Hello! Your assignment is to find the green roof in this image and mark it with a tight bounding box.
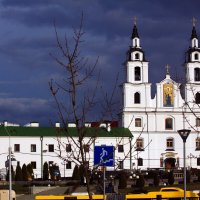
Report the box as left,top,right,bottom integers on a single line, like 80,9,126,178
0,126,132,138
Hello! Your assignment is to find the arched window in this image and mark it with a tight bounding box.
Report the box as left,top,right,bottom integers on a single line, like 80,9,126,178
196,118,200,127
135,67,141,81
195,92,200,104
134,92,140,104
137,158,143,166
196,137,200,150
135,39,137,47
165,118,173,130
135,53,139,60
195,53,199,60
136,138,144,150
194,68,200,81
135,118,142,127
166,138,174,151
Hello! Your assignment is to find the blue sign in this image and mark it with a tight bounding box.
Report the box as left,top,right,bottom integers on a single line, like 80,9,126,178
94,146,114,167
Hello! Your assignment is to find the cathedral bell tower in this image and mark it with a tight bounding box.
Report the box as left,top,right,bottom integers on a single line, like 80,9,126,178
122,18,151,128
126,18,148,83
185,18,200,104
185,17,200,83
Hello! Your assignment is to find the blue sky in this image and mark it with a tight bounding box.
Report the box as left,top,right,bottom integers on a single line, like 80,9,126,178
0,0,199,126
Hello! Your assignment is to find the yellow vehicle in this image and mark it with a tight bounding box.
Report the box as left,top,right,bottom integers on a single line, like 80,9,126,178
35,188,199,200
126,187,199,200
35,194,104,200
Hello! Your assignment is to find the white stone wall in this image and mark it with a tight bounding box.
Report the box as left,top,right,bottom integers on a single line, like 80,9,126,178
0,135,132,178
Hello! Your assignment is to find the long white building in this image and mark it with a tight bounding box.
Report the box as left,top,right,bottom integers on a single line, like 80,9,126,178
122,21,200,170
0,122,132,179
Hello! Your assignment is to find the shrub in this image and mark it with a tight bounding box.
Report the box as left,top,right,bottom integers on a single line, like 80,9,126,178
27,163,34,180
72,165,80,180
186,170,191,184
168,170,174,185
6,165,15,181
153,172,160,186
49,164,60,180
136,174,145,188
15,163,23,181
43,162,49,180
118,171,127,189
197,169,200,182
22,164,28,181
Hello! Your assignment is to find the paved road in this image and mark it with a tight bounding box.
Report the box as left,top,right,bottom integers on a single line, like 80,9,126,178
17,186,68,200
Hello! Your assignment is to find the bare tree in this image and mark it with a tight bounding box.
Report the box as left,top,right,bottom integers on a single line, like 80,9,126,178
49,14,120,197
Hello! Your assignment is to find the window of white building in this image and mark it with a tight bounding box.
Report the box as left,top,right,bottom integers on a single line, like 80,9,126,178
118,160,124,169
118,145,124,152
14,144,20,152
136,138,144,151
197,158,200,166
166,138,174,151
48,144,54,152
31,161,36,169
137,158,143,166
84,144,89,152
195,68,200,81
195,53,199,61
135,67,141,81
66,144,72,152
196,137,200,150
31,144,36,152
135,118,142,127
165,118,173,130
66,161,72,169
196,118,200,127
135,53,140,60
134,92,140,104
195,92,200,104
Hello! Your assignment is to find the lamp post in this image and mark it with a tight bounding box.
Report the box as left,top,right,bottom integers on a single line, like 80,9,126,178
178,129,191,200
61,160,66,179
3,125,12,200
40,136,43,180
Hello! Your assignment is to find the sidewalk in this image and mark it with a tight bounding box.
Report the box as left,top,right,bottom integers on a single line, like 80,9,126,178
17,186,68,200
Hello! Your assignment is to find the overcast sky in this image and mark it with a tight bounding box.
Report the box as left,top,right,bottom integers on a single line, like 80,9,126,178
0,0,199,126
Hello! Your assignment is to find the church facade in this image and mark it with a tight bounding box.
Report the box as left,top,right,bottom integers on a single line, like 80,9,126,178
122,21,200,170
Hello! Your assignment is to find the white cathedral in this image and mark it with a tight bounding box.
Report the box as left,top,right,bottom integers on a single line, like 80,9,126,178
122,21,200,170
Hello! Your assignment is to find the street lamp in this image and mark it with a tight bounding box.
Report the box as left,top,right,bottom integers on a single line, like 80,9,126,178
40,136,43,180
61,160,66,179
178,129,191,200
3,125,12,200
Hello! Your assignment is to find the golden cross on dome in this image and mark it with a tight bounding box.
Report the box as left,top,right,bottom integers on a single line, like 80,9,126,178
134,16,137,25
165,64,170,75
192,17,197,27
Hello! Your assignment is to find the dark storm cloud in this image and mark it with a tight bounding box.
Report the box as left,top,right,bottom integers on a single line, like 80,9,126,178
0,0,199,125
0,97,54,125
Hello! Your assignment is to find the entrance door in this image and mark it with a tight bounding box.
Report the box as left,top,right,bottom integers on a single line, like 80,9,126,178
164,157,176,169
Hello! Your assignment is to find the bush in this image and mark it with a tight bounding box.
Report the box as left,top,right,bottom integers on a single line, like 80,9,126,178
118,171,127,189
72,165,80,180
136,175,145,188
153,172,160,186
79,165,85,185
168,170,174,185
22,164,28,181
6,165,15,181
27,163,34,180
186,170,191,184
43,162,49,180
197,169,200,182
15,163,23,181
49,164,61,180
